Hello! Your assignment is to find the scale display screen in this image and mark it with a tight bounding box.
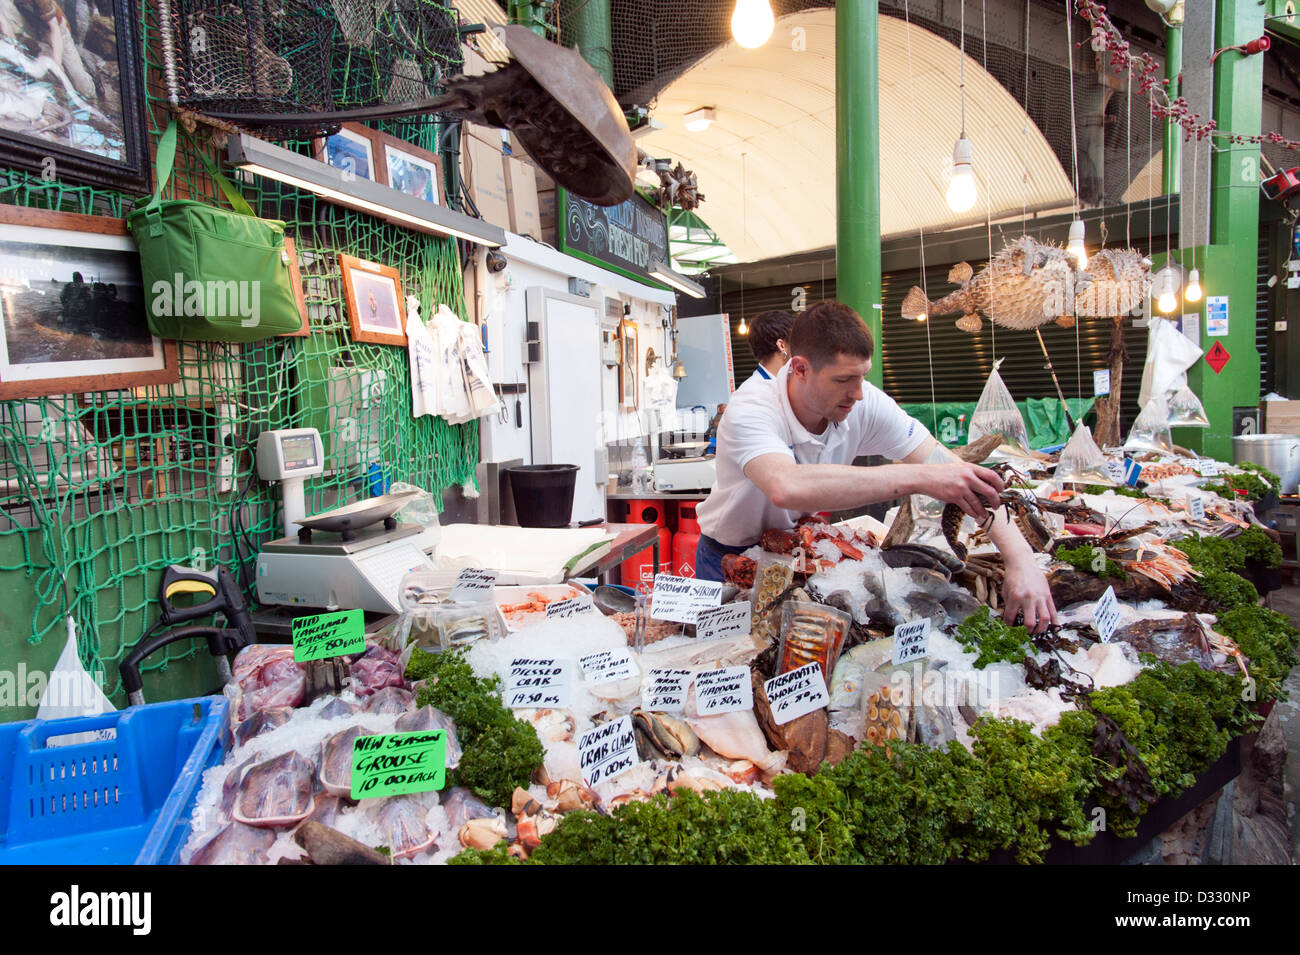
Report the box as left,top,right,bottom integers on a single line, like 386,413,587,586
281,434,318,471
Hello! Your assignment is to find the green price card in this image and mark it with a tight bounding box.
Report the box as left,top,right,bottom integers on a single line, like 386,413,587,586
351,731,447,799
291,609,366,663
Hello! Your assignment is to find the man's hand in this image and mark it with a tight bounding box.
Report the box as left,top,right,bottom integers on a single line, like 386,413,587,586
1000,552,1058,634
914,461,1005,521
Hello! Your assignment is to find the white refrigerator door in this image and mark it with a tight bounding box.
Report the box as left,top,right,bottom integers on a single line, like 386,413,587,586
526,287,605,524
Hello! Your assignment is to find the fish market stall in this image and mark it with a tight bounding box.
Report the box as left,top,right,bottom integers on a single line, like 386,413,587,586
174,424,1296,865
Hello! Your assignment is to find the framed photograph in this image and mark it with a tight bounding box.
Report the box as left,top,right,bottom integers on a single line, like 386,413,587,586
278,236,309,337
0,206,177,400
339,253,406,346
0,0,151,192
316,124,379,182
373,131,444,206
619,319,638,408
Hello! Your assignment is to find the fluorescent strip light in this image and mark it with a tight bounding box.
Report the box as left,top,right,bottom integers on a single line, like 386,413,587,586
227,134,506,248
648,259,706,298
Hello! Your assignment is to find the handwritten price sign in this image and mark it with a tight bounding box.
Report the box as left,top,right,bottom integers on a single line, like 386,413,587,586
576,716,640,787
695,602,752,641
579,648,639,685
505,657,572,708
892,618,931,666
764,663,829,725
650,575,722,624
694,666,753,716
450,567,496,602
351,731,446,798
546,595,596,619
1094,586,1121,644
643,668,692,712
291,609,366,663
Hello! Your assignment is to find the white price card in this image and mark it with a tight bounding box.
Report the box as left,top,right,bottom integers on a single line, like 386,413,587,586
579,648,639,685
576,716,640,787
695,602,752,641
1106,459,1125,483
1199,458,1220,478
1187,494,1206,521
1093,369,1111,396
449,567,496,602
650,574,723,624
642,668,692,713
1094,586,1122,644
1206,296,1229,337
504,657,572,709
694,666,753,716
764,663,831,725
546,594,596,619
892,618,932,666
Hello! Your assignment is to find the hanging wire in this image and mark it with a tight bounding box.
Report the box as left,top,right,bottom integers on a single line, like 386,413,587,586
983,0,996,358
1125,66,1133,247
959,0,967,138
903,0,938,433
1065,0,1081,215
1022,0,1031,231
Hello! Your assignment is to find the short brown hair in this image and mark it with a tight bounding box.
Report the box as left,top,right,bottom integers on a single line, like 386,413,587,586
788,301,874,368
748,310,793,363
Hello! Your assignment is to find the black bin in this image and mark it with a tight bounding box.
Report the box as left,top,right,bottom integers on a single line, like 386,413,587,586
506,464,580,528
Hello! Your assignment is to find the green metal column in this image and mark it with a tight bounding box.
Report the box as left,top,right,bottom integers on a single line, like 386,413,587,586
559,0,614,89
1162,18,1182,194
836,0,883,387
508,0,550,36
1183,0,1264,460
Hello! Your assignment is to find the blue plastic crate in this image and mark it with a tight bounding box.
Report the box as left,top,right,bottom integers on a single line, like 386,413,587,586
0,696,229,865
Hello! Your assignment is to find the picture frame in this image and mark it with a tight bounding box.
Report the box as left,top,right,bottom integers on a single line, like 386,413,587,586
620,319,638,408
0,0,152,192
0,206,178,400
316,124,380,182
372,131,444,206
339,253,406,346
278,236,310,337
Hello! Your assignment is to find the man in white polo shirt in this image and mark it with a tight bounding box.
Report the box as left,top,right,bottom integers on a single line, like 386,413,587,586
695,301,1057,633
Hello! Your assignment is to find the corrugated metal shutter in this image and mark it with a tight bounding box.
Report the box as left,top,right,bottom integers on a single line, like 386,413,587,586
1259,219,1275,398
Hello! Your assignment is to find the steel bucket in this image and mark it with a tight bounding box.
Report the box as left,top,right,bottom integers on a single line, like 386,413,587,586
1232,433,1300,493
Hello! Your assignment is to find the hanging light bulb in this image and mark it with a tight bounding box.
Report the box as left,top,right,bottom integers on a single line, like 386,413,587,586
1156,270,1178,314
731,0,774,49
737,315,749,335
1184,268,1203,303
946,136,977,213
1067,219,1087,268
916,312,928,323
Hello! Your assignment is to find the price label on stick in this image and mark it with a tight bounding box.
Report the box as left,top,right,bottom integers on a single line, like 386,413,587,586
764,663,830,725
695,602,751,641
1106,459,1125,484
449,567,496,602
351,730,446,799
1187,494,1206,521
642,668,692,713
291,608,365,663
505,657,572,709
1199,458,1219,478
892,618,932,666
649,574,723,624
1094,586,1121,644
576,716,640,788
1093,369,1111,396
579,648,639,685
546,595,595,619
694,666,753,716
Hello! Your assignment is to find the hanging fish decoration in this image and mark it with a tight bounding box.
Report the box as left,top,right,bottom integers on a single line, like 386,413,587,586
900,237,1151,333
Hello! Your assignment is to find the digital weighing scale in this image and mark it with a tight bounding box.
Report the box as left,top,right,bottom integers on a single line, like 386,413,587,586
253,428,441,613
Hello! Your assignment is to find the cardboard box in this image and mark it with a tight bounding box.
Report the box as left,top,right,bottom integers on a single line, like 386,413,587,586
461,131,510,229
1265,400,1300,435
503,156,540,240
534,167,557,246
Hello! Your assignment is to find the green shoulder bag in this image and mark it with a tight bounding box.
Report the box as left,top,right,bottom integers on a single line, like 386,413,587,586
126,121,305,342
